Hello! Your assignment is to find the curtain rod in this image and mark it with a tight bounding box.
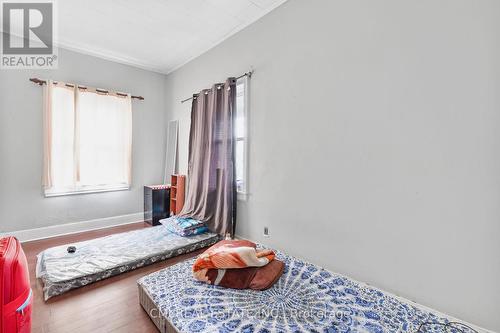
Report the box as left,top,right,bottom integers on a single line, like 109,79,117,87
29,78,145,100
180,70,253,104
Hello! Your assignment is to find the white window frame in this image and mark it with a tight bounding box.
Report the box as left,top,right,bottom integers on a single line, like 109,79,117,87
235,76,249,201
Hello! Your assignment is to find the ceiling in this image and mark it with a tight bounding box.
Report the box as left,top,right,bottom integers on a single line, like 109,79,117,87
56,0,288,74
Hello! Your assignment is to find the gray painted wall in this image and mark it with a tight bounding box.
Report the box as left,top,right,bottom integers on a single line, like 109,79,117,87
164,0,500,330
0,48,166,232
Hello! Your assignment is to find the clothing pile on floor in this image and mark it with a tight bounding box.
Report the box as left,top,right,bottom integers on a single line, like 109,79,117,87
192,240,284,290
160,217,208,237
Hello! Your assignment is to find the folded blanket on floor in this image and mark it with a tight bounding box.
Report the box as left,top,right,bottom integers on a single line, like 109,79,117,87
192,240,276,283
160,217,208,237
202,259,284,290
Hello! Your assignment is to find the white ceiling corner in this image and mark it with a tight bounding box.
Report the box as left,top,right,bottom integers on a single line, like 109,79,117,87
55,0,289,74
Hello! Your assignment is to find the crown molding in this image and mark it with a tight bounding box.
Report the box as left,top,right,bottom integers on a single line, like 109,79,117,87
164,0,288,75
2,1,288,75
56,0,289,76
55,40,168,74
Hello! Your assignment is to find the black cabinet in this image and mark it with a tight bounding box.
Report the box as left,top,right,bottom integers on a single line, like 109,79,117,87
144,185,170,226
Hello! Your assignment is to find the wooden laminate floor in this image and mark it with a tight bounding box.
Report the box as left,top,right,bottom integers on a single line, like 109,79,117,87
22,222,205,333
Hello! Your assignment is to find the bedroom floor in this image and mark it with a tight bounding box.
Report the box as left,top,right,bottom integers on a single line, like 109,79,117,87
22,222,205,333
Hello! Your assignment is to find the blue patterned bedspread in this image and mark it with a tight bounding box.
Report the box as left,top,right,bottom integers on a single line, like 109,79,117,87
138,249,476,333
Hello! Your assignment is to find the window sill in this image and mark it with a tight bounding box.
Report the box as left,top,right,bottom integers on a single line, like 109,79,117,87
44,185,130,198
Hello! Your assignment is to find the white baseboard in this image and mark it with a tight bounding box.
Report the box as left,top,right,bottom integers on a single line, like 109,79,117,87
1,212,144,243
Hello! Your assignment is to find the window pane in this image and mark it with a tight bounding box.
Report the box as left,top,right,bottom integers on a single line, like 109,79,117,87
236,81,244,96
235,114,244,139
235,83,245,138
235,140,244,192
235,79,247,194
78,92,132,186
50,86,75,190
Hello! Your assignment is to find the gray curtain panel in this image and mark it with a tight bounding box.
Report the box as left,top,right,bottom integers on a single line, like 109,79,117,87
179,78,237,236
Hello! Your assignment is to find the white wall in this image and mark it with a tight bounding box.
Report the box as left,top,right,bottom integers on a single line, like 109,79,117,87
0,48,166,232
164,0,500,331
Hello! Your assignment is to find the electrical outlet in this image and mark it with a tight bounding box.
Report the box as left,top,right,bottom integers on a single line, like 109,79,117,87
263,227,270,237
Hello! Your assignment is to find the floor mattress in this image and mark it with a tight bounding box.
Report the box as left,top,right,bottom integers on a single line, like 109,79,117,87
36,226,220,300
138,247,479,333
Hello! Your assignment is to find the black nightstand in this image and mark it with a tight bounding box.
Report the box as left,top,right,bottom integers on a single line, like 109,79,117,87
144,185,170,226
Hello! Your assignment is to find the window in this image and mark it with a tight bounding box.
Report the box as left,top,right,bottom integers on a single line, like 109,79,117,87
235,77,248,200
43,81,132,196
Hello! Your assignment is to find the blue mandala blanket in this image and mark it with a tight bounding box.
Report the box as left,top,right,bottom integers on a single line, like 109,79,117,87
138,248,477,333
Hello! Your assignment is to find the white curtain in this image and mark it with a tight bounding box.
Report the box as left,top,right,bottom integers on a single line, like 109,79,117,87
78,91,132,187
43,82,76,192
43,82,132,195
